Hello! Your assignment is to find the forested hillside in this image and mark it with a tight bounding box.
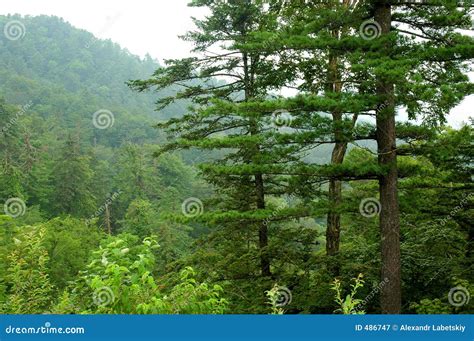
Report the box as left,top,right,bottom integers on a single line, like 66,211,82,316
0,15,223,313
0,1,473,316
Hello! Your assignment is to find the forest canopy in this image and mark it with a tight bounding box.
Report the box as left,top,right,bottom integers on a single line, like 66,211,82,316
0,0,473,316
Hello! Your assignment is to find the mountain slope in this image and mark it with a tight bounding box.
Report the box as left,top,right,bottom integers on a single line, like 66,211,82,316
0,14,186,146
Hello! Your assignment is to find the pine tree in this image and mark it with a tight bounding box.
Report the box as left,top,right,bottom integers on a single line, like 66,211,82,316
129,0,305,281
0,99,26,199
244,0,473,312
369,0,472,313
272,0,365,271
50,133,95,217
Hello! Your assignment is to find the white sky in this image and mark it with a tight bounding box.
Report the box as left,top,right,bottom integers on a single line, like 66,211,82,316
1,0,472,128
1,0,204,62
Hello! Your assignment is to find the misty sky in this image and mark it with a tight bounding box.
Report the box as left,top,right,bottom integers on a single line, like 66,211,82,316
2,0,472,127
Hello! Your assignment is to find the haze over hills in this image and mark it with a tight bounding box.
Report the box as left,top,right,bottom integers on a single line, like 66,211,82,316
0,14,187,147
0,14,337,163
0,14,207,228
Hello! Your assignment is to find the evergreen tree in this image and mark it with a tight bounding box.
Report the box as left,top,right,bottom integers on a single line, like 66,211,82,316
50,134,95,217
369,0,472,313
0,99,26,199
129,0,304,282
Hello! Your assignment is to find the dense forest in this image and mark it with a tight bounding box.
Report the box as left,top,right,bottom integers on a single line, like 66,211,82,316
0,0,473,316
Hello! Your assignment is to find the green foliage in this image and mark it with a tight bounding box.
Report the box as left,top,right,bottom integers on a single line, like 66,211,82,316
410,299,452,314
0,99,26,199
0,215,18,304
266,284,285,315
1,226,53,313
0,5,472,316
331,274,365,315
42,217,103,289
410,279,473,314
54,234,227,314
153,266,227,314
50,135,96,217
122,199,156,238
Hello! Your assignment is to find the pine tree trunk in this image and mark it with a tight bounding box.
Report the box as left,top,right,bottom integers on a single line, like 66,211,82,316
326,143,347,259
374,1,402,314
242,50,271,277
105,203,112,235
256,173,271,277
325,50,353,275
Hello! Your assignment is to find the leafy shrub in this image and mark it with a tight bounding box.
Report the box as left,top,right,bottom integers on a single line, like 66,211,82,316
1,226,53,313
331,274,365,314
54,233,227,314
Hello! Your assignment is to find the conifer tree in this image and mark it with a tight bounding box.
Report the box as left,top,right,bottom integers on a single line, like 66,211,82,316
369,0,472,313
0,99,26,199
50,134,95,217
245,0,473,312
129,0,308,281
